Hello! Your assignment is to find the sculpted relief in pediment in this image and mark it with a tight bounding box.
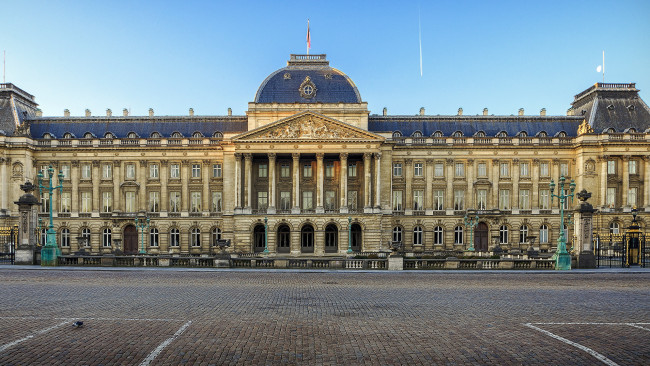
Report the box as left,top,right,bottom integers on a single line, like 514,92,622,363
254,116,365,140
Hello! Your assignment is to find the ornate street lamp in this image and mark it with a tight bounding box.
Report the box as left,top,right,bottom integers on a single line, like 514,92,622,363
37,165,64,266
463,213,479,251
263,217,269,254
135,216,150,255
550,175,576,270
347,217,353,254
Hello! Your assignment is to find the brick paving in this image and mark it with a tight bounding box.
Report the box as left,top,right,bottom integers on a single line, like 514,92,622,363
0,269,648,365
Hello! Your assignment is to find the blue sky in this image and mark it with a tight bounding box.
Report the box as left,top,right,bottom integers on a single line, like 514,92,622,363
2,0,649,117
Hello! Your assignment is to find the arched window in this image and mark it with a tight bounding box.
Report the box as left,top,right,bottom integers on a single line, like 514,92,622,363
253,224,265,252
277,224,290,253
171,132,183,138
192,132,203,138
518,131,528,137
81,228,91,247
392,226,403,244
63,133,73,139
519,226,529,243
150,132,162,138
392,131,402,138
150,228,159,247
191,227,201,247
127,132,138,139
60,228,70,247
537,131,548,137
213,131,223,139
452,131,463,137
351,224,362,252
39,228,47,246
211,227,222,246
169,228,180,247
102,228,112,247
432,131,443,138
83,132,94,139
412,131,425,144
43,133,53,139
454,226,463,245
433,226,444,245
557,131,567,137
325,224,338,253
497,131,507,138
104,132,115,139
499,225,508,244
539,225,549,244
413,226,423,245
301,225,314,253
474,131,486,137
609,222,619,235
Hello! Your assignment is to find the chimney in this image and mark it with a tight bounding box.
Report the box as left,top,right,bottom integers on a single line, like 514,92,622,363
518,108,524,116
149,108,154,117
35,109,43,117
123,108,129,117
540,108,546,116
457,108,463,116
106,109,112,117
483,108,488,116
189,108,194,116
64,109,70,117
383,107,387,116
228,107,232,116
567,108,574,116
419,107,425,116
85,109,91,117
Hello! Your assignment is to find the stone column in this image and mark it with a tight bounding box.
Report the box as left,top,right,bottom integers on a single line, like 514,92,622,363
574,190,597,268
0,158,7,215
92,161,100,215
491,159,499,209
181,160,189,213
138,160,147,212
14,182,39,265
512,159,520,211
425,159,434,214
622,156,629,208
71,161,79,214
234,153,242,209
244,153,253,210
292,153,300,214
374,153,381,209
532,159,540,212
159,161,167,213
644,156,650,210
316,153,324,213
600,156,608,208
339,153,348,213
202,160,210,213
268,153,276,214
446,159,454,214
404,159,413,214
466,159,474,209
363,152,372,212
113,161,121,212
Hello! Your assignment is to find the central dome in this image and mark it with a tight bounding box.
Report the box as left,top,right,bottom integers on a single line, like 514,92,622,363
254,54,362,104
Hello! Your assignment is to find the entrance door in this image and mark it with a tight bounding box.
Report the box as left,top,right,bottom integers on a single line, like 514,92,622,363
123,225,138,254
475,223,488,252
628,235,640,266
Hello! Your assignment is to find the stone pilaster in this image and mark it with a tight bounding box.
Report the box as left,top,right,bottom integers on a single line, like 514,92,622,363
268,153,276,214
316,153,324,213
292,153,300,214
363,152,372,211
339,153,348,212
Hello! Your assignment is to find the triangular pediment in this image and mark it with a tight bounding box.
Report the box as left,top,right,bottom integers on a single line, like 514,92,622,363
233,111,384,142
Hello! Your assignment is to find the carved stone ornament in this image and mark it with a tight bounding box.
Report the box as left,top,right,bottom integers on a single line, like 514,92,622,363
253,115,365,140
299,76,317,99
577,119,593,135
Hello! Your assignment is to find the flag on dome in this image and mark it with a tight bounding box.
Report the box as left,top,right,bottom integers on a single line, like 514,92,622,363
306,20,311,53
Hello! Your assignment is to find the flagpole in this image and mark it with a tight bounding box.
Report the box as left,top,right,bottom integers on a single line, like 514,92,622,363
307,20,310,55
602,50,605,83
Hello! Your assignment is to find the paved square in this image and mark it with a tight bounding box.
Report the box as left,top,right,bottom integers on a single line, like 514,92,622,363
0,268,648,365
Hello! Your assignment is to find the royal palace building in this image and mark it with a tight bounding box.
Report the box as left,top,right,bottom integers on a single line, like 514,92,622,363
1,54,650,257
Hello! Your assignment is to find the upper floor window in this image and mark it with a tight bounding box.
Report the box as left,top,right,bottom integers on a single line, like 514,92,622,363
150,164,159,179
325,163,334,178
81,164,91,179
520,162,529,177
212,163,222,178
258,164,268,178
280,163,290,178
434,163,444,177
191,164,201,178
455,163,464,177
629,160,637,175
560,163,569,177
348,163,357,178
500,163,509,177
102,164,112,179
303,164,313,178
413,163,423,177
393,163,402,177
540,162,549,177
170,164,180,179
477,162,487,177
125,164,136,179
607,160,615,175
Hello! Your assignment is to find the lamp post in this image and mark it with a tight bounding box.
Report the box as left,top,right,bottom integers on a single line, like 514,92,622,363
550,175,576,270
263,216,269,254
347,217,353,254
135,216,150,255
37,165,64,266
463,213,479,251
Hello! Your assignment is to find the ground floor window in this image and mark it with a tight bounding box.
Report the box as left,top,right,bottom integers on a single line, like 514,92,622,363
325,224,338,253
301,225,314,253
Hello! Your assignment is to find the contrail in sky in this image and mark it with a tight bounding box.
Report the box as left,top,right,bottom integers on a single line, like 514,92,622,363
419,6,423,77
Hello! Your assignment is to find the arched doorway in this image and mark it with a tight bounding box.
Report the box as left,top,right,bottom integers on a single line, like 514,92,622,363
253,224,265,253
123,225,137,254
301,225,314,253
277,224,290,253
475,222,488,252
324,224,338,253
351,224,362,252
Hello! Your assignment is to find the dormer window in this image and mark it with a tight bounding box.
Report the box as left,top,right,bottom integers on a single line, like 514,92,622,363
83,132,94,139
192,132,203,138
557,131,567,137
104,132,115,139
62,133,73,139
432,131,443,138
607,128,615,134
607,104,615,110
518,131,528,137
171,132,183,138
452,131,463,137
627,105,636,111
392,131,402,138
475,131,486,137
497,131,507,138
127,132,138,139
213,131,223,139
43,133,53,139
537,131,548,138
150,132,161,138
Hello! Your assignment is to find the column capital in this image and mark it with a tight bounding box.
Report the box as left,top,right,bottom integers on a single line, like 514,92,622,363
404,158,412,166
339,152,348,160
492,159,500,165
374,152,382,160
532,158,540,166
139,160,148,167
513,158,519,164
643,155,650,162
426,159,434,165
467,159,474,166
552,158,560,166
292,152,300,160
621,155,631,162
243,153,253,161
316,153,324,160
114,160,122,167
234,152,242,159
268,152,277,160
363,152,372,160
71,160,80,168
446,158,454,166
92,160,101,167
158,160,166,167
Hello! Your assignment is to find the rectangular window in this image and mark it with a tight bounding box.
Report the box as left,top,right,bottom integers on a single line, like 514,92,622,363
519,189,530,210
561,189,569,210
477,189,487,210
257,191,268,209
606,187,616,207
302,191,313,210
325,163,334,178
40,192,49,213
414,163,423,177
393,163,403,177
81,192,91,213
191,164,201,178
280,191,291,210
126,164,136,179
303,164,313,178
61,192,71,213
477,162,487,177
392,190,403,211
150,164,159,179
169,192,181,213
539,189,550,210
102,192,112,213
81,164,91,179
348,163,357,177
325,191,336,210
434,163,444,177
540,162,549,177
102,164,112,179
190,192,201,212
499,189,510,210
61,165,70,180
170,164,180,179
211,192,222,212
149,192,160,212
455,163,464,177
258,164,268,178
629,160,637,175
454,190,465,210
560,163,569,177
629,187,638,207
500,163,509,177
607,160,615,175
125,192,136,212
434,190,444,210
212,163,222,178
348,190,358,210
413,190,423,210
520,162,529,177
280,164,290,178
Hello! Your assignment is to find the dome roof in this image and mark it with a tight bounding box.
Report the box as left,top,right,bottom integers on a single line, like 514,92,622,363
254,54,362,104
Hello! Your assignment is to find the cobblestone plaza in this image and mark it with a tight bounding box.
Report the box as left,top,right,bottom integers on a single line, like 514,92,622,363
1,267,648,365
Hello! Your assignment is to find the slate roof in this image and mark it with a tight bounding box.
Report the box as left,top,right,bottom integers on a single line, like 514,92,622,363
28,116,248,139
0,84,39,136
368,116,583,137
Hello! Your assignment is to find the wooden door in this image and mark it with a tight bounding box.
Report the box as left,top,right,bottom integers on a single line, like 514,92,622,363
123,225,138,254
475,223,489,252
